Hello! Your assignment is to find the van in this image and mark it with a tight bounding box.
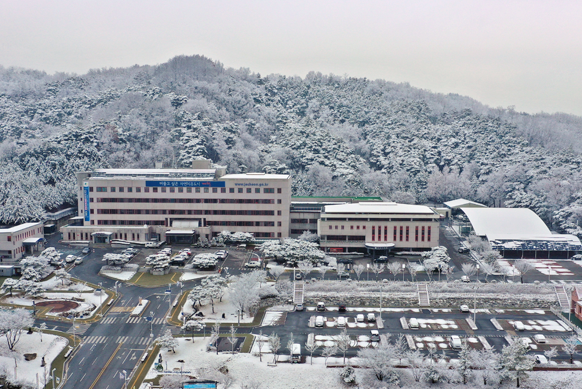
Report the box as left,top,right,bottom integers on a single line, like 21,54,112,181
450,335,462,349
409,318,419,329
291,344,301,363
337,316,346,328
513,321,525,331
316,302,326,311
315,316,324,328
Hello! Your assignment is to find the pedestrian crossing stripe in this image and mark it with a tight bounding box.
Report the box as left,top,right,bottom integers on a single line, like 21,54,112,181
125,317,165,325
101,317,118,324
550,280,582,285
84,336,108,344
116,336,153,345
109,307,133,312
126,317,141,324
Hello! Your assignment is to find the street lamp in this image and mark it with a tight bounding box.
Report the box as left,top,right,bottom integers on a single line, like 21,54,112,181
98,282,103,317
402,264,406,282
121,369,128,389
473,285,478,324
548,265,551,283
379,285,383,321
366,264,370,282
476,265,480,282
150,311,154,337
51,368,56,389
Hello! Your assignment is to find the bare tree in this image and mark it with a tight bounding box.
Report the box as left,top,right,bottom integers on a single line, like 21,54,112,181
304,339,319,365
461,263,476,279
210,321,221,354
387,262,402,281
286,332,295,361
514,260,535,284
0,309,34,351
268,332,281,364
544,347,558,364
297,262,313,279
321,344,337,366
479,262,495,282
563,335,579,364
335,328,351,364
370,263,385,281
256,330,264,362
318,266,328,280
182,319,204,342
269,266,285,282
406,350,425,382
353,264,365,281
228,325,238,354
336,263,346,279
408,264,417,282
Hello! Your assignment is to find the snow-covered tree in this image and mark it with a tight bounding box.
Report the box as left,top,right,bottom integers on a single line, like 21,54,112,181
304,339,319,365
36,322,48,343
514,260,535,284
269,266,285,281
218,230,255,244
387,262,402,281
0,308,34,350
268,332,281,364
182,319,204,341
228,325,237,354
498,336,535,387
357,338,400,384
335,328,351,364
54,268,72,286
298,231,319,243
353,264,365,281
191,253,218,269
563,335,579,364
15,279,45,297
2,278,18,296
259,238,325,265
421,246,450,275
370,263,385,281
156,329,179,353
461,263,476,279
199,275,228,313
229,272,261,320
20,255,51,280
544,346,558,364
286,332,295,361
456,341,473,384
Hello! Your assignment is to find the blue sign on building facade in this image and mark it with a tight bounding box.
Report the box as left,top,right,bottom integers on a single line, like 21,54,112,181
83,183,91,222
145,181,225,188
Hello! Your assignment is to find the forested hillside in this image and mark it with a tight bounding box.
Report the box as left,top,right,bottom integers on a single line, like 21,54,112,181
1,55,582,236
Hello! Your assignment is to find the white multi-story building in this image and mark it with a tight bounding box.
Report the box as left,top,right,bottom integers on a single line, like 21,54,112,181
61,161,291,244
318,202,441,253
0,222,44,261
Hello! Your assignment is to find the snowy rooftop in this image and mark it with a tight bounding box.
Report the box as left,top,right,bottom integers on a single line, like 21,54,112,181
444,198,487,209
0,222,42,234
323,202,437,215
462,208,551,237
90,168,216,179
221,173,290,180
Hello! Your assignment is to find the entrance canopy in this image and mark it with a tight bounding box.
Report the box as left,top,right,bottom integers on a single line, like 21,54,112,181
365,243,396,250
22,237,43,245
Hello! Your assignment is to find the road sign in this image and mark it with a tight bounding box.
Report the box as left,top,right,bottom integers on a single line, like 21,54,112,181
165,289,171,294
146,316,153,322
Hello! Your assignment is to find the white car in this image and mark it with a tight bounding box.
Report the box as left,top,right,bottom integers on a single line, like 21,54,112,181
461,275,470,283
214,250,228,260
74,257,83,265
356,314,365,322
535,355,548,364
65,255,77,263
460,305,470,313
450,335,462,349
534,334,547,343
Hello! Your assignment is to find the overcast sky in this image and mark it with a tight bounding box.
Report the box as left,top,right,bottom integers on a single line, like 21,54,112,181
2,1,581,115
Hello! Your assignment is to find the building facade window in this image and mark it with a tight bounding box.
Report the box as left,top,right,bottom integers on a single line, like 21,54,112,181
110,187,116,192
394,226,397,241
428,226,431,242
97,187,107,192
161,187,166,193
229,188,235,193
213,188,218,193
136,187,141,193
238,188,243,193
221,188,226,193
406,226,409,241
421,226,425,241
277,188,282,194
264,188,275,193
400,226,403,241
372,226,375,241
128,187,133,193
415,226,419,241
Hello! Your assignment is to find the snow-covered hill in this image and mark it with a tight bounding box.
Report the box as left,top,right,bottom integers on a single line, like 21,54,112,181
1,55,582,236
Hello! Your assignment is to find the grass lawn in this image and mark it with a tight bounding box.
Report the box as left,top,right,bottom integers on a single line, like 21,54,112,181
128,271,180,287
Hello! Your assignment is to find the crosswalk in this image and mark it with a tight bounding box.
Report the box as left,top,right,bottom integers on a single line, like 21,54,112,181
109,307,134,313
101,316,165,325
84,335,154,345
549,280,582,285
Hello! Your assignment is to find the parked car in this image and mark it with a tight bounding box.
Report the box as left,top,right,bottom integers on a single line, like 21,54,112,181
214,250,228,260
367,313,376,322
458,247,470,254
534,334,547,343
337,316,346,327
450,335,462,349
375,256,388,262
357,314,365,322
461,275,470,283
513,321,525,331
337,272,350,279
316,302,326,311
460,305,470,313
295,303,304,311
370,330,380,342
338,303,347,312
245,260,261,268
81,247,91,255
535,355,548,364
295,273,303,280
315,316,325,327
65,255,77,263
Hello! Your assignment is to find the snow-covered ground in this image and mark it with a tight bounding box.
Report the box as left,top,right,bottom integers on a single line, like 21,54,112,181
38,277,93,291
100,270,137,281
181,294,255,324
179,272,210,282
3,291,107,318
0,333,67,388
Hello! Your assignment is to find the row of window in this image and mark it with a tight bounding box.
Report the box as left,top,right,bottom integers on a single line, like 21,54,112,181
97,220,166,226
324,235,366,241
89,186,282,194
96,210,279,216
94,198,280,204
5,227,42,243
207,221,280,227
329,225,367,230
371,226,432,242
323,217,436,222
290,219,318,224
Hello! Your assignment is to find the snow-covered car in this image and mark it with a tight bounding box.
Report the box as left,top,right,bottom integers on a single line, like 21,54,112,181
65,255,77,263
214,250,228,260
461,275,470,283
295,273,303,280
572,254,582,261
460,305,470,313
179,248,192,257
535,355,548,364
357,314,365,322
370,330,380,342
315,316,325,327
82,247,91,255
458,247,470,254
450,335,462,349
534,334,546,343
367,313,376,322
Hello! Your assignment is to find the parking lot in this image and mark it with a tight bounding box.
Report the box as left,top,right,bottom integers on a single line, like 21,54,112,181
258,305,580,362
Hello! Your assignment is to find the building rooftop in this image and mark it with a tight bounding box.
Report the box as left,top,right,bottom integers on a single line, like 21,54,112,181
461,208,551,237
0,222,42,234
221,173,290,180
444,198,487,209
323,202,437,215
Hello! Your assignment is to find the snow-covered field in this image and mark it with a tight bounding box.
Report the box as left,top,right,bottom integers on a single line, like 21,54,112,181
0,333,67,388
3,291,107,318
38,277,93,291
179,272,210,282
100,270,137,281
181,294,255,324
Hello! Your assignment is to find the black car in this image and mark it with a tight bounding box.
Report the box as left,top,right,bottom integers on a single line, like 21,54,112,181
458,247,470,254
338,303,347,312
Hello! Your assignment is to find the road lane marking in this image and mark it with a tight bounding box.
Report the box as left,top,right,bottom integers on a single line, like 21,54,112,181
80,373,86,382
88,342,123,389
